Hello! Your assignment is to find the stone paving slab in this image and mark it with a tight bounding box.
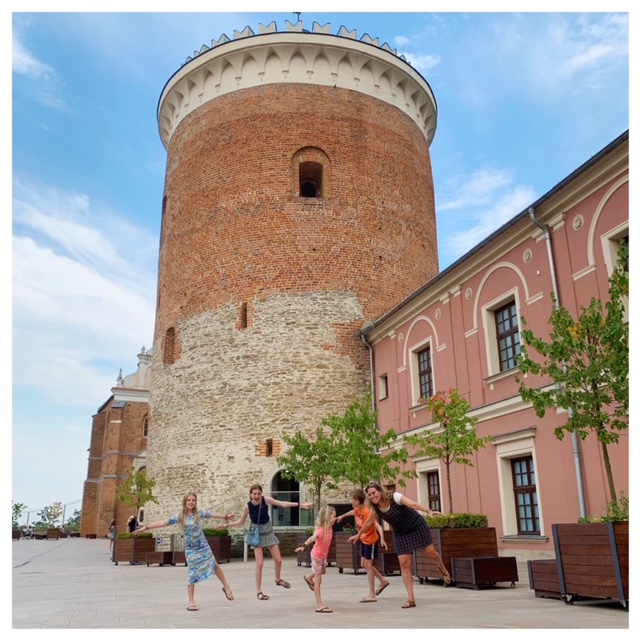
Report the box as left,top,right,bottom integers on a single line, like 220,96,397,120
11,538,630,631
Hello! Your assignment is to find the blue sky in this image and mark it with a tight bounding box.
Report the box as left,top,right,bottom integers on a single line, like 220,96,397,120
9,4,631,523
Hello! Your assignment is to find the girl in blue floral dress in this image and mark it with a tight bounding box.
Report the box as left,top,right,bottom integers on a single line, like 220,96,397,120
134,492,235,611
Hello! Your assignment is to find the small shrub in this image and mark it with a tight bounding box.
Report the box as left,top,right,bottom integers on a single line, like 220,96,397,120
117,532,153,539
425,513,488,529
579,492,629,523
304,527,315,535
202,528,229,536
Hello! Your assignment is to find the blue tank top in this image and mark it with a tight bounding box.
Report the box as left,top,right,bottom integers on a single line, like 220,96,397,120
248,497,270,525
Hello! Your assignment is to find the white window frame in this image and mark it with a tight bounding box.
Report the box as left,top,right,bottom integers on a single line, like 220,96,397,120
493,428,543,536
409,338,435,406
378,374,389,401
481,288,522,378
415,457,441,510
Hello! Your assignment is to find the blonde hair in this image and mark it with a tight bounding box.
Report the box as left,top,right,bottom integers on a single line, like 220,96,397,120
315,505,336,531
179,492,200,530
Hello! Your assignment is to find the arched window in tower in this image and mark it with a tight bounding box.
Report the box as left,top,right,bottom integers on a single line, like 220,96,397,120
163,327,176,364
142,415,149,438
293,148,330,200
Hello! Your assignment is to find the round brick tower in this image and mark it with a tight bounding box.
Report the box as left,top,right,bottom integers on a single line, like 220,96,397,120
147,21,439,516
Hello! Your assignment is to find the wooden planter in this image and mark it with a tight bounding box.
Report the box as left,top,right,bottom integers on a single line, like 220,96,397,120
413,527,498,583
527,559,562,599
46,529,61,540
296,532,312,567
552,522,628,608
113,537,156,565
206,535,231,563
12,530,21,540
335,530,398,575
451,556,518,590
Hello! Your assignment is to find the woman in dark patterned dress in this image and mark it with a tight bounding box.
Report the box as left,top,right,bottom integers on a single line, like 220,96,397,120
360,482,451,609
134,492,235,611
226,483,312,601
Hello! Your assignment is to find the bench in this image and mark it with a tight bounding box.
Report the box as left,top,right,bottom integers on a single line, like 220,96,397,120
451,556,518,590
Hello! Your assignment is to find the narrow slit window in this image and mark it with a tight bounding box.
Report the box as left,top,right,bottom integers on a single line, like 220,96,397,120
299,161,323,198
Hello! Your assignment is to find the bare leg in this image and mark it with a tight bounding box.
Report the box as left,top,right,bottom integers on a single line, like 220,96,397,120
215,565,234,599
253,546,265,595
363,558,377,600
424,544,450,582
398,553,416,604
187,583,197,609
270,544,284,583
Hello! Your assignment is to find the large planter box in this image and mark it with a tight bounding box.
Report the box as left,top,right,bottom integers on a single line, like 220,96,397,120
553,521,628,608
206,536,231,563
12,530,21,540
113,537,156,565
527,559,562,599
413,527,498,583
47,529,61,540
451,556,518,590
296,532,312,567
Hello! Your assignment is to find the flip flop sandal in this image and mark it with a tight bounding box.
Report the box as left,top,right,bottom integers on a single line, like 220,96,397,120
186,605,198,611
375,582,390,596
359,597,377,603
401,600,416,609
304,575,315,592
257,592,270,600
315,607,333,613
275,578,291,589
222,587,234,601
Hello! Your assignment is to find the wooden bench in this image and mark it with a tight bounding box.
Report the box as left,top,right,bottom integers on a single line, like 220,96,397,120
451,556,518,590
527,559,562,599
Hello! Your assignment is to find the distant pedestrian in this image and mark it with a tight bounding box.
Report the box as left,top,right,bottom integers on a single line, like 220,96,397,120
107,520,117,554
134,492,235,611
127,515,137,533
294,505,337,613
362,482,450,609
226,483,312,600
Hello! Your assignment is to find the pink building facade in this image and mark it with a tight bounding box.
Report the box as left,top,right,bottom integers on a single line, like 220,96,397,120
363,131,628,560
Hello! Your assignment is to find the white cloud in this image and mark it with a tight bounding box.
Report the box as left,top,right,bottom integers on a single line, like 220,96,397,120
438,168,515,211
402,52,442,74
12,30,53,79
12,180,157,406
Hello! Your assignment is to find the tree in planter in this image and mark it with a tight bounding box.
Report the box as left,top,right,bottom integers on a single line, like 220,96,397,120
277,426,341,512
65,509,82,531
38,501,64,528
404,388,493,514
116,467,159,519
328,393,416,489
517,241,628,505
12,502,27,530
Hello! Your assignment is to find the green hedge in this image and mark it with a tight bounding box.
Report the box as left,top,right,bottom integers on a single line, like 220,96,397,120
117,532,153,539
425,513,488,529
202,528,230,536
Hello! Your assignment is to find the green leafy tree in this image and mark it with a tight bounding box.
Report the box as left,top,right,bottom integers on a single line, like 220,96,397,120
37,501,64,527
12,502,27,530
116,467,159,515
65,509,82,530
405,388,493,513
328,394,416,489
277,427,341,512
517,241,629,504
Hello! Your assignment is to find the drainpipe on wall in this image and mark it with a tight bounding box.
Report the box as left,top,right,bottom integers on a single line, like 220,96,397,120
528,207,586,518
361,325,376,414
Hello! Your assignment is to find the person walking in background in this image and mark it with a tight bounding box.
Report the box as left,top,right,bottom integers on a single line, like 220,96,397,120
226,483,312,601
336,488,389,603
294,505,337,613
107,520,117,556
362,481,450,609
127,515,137,533
133,492,235,611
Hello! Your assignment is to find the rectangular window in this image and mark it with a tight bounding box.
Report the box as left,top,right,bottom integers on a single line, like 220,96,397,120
417,346,433,401
495,301,521,371
379,374,389,400
427,471,441,512
511,456,539,534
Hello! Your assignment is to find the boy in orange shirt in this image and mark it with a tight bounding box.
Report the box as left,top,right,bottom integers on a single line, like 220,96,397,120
337,488,390,603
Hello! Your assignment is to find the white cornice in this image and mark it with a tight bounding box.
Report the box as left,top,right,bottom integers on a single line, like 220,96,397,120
158,31,437,148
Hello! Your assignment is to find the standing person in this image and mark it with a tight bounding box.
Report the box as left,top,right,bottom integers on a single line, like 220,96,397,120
362,482,451,609
336,488,390,603
294,505,337,613
133,492,235,611
127,515,137,533
226,484,312,600
107,520,117,555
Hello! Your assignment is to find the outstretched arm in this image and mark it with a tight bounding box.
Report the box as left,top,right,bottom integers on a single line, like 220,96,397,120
336,509,355,523
204,511,235,521
226,506,249,528
134,519,170,534
265,496,312,509
398,494,440,516
294,530,319,553
349,510,377,544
